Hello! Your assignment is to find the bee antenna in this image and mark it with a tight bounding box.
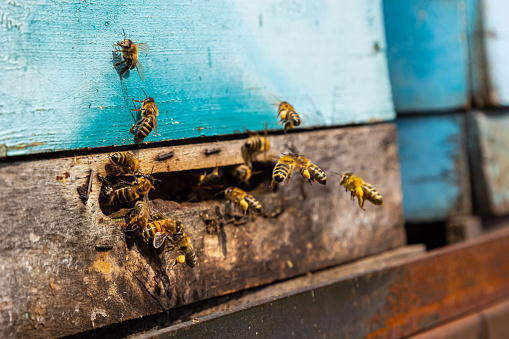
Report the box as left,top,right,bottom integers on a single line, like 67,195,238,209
270,94,281,102
122,28,126,40
130,110,137,124
215,189,226,196
141,88,148,98
331,171,342,176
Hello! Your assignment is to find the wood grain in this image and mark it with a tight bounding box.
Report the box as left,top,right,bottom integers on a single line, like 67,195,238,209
0,0,394,157
0,125,404,338
468,110,509,215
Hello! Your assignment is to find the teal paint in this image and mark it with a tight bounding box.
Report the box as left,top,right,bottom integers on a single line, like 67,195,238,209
383,0,470,112
397,114,471,222
0,0,394,156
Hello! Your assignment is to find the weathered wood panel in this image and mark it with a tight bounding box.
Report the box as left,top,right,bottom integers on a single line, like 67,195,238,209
71,245,425,338
0,0,394,157
396,114,471,222
471,0,509,106
0,125,404,338
467,110,509,215
139,226,509,339
383,0,470,112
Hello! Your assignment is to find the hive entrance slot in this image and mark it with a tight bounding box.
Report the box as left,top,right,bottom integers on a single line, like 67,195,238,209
97,161,278,218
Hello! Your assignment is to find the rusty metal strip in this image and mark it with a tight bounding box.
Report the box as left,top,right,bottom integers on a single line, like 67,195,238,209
133,227,509,339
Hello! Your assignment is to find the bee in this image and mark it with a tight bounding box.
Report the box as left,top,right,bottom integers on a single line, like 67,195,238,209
339,173,383,210
167,221,197,268
197,167,223,189
270,154,297,187
113,30,150,81
130,94,158,144
295,155,327,186
224,186,262,214
242,122,270,168
143,218,179,249
277,102,301,133
126,195,150,233
231,164,252,184
110,151,139,174
98,173,154,207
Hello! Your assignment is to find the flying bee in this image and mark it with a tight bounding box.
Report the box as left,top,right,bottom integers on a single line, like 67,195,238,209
224,186,262,214
295,155,327,186
110,151,139,174
232,164,252,184
98,173,154,207
277,101,301,133
130,94,158,144
339,173,383,210
113,30,150,81
242,122,270,168
270,154,297,187
197,167,223,189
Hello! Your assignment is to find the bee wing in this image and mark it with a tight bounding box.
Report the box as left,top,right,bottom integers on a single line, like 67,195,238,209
136,43,150,56
153,113,157,136
153,232,167,248
135,61,146,82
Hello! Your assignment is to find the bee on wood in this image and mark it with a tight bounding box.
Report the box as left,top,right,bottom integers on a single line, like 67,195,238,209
126,195,150,233
295,155,327,186
339,173,383,210
166,221,197,268
277,102,301,133
224,186,262,214
270,154,297,187
98,173,154,207
113,30,150,81
197,167,223,189
242,122,270,168
130,93,158,144
110,151,139,174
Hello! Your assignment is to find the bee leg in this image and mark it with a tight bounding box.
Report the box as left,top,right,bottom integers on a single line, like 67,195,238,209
284,123,289,133
354,187,365,210
119,64,131,79
113,60,125,69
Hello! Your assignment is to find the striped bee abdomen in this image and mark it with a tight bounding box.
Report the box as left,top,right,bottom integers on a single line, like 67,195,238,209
114,186,138,203
137,115,155,141
273,163,290,183
362,183,383,205
245,195,262,214
143,221,164,239
308,164,327,185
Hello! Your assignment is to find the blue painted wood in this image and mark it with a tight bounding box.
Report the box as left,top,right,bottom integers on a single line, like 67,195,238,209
383,0,470,112
0,0,394,157
397,114,471,222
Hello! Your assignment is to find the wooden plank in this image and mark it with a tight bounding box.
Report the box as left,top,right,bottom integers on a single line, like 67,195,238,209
71,245,425,338
0,0,394,157
383,0,470,112
396,114,471,222
446,215,483,244
0,124,405,338
467,110,509,215
483,299,509,338
470,0,509,106
137,226,509,339
408,313,485,339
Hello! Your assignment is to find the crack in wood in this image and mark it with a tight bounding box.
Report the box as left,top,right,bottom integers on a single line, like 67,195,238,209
126,267,165,312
